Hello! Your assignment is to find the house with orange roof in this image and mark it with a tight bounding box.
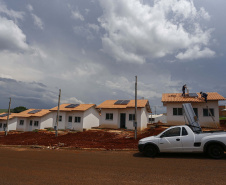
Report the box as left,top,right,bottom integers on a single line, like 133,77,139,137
15,109,53,131
50,104,100,131
162,92,226,127
0,113,18,131
96,99,151,130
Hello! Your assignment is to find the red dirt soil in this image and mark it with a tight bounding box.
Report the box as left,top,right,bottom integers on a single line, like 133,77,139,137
0,128,165,150
0,125,225,150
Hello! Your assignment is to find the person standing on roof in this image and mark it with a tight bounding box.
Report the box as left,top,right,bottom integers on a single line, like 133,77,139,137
182,84,187,97
200,92,208,103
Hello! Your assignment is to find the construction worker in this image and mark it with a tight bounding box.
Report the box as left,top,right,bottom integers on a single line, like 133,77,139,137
182,84,187,97
200,92,208,103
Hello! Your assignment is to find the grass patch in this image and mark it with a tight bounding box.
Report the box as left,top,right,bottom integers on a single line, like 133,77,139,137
219,117,226,120
0,109,8,113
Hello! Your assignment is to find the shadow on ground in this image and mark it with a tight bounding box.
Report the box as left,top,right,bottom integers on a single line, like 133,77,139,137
133,152,226,160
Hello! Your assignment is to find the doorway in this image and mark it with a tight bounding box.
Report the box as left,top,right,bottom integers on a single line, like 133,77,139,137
120,113,126,128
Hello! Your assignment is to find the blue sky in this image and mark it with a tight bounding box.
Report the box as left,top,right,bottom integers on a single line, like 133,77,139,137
0,0,225,113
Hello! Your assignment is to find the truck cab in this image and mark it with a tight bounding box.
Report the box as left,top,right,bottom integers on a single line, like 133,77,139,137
138,103,226,159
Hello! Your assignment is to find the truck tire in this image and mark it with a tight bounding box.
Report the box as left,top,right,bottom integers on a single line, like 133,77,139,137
207,145,224,159
144,145,158,157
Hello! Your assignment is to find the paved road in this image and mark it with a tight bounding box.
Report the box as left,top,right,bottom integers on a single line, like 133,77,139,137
0,147,226,185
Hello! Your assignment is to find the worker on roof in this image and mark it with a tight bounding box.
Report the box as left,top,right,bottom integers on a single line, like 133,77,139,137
200,92,208,103
182,84,187,97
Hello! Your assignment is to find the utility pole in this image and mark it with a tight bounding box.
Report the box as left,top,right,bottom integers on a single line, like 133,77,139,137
5,98,11,136
55,89,61,137
155,106,156,115
134,76,137,140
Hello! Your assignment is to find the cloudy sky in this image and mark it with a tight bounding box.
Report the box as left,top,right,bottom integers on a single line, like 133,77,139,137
0,0,226,113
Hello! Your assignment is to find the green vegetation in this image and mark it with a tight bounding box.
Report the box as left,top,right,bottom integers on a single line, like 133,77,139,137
0,106,27,114
219,117,226,120
12,106,27,113
0,109,9,113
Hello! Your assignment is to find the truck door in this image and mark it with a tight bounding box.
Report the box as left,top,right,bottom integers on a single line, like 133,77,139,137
180,127,195,152
158,127,183,152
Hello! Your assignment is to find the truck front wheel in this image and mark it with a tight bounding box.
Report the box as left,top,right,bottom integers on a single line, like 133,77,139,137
144,145,158,157
207,145,224,159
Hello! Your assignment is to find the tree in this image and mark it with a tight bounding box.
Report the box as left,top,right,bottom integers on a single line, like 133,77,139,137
13,106,27,113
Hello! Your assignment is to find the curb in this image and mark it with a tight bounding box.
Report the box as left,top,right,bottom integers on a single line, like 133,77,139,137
0,145,138,151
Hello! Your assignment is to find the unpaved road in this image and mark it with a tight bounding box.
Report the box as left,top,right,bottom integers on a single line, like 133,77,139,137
0,147,226,185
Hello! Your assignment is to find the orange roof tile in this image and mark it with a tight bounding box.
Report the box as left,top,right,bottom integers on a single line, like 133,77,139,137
50,104,95,112
0,113,18,120
162,92,226,103
15,109,51,118
96,100,151,112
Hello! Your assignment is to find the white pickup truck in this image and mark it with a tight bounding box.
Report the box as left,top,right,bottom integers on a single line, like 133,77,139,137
138,125,226,158
138,103,226,159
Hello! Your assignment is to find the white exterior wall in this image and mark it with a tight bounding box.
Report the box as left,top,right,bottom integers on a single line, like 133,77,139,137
27,117,41,131
65,111,84,131
148,114,167,123
100,109,119,129
99,108,148,130
118,108,142,130
0,118,17,131
16,118,29,131
83,107,100,130
40,113,54,129
140,108,149,130
52,111,67,130
166,101,220,127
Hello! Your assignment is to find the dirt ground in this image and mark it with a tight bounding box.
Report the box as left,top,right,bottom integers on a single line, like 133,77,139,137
0,125,225,150
0,148,226,185
0,127,165,149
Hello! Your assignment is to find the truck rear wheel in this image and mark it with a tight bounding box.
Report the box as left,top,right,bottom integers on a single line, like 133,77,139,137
207,145,224,159
144,145,158,157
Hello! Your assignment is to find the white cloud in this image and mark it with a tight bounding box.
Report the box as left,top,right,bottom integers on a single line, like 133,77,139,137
31,13,44,30
0,1,24,20
71,10,84,21
87,23,100,33
0,16,29,52
26,4,33,12
176,46,215,60
104,75,181,100
61,97,85,104
98,0,214,63
26,4,44,30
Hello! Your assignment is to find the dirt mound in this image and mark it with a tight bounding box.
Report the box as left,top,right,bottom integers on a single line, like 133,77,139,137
0,128,166,150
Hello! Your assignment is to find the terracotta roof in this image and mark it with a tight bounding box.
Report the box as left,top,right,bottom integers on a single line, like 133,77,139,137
50,104,95,112
162,92,226,103
15,109,51,118
96,100,151,112
0,113,18,120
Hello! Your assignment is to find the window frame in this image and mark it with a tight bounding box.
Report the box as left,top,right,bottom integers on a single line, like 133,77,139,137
34,121,39,127
161,127,181,138
19,120,24,126
182,127,188,136
106,113,113,120
129,114,135,121
193,108,198,118
59,115,62,122
203,108,215,117
74,116,81,123
173,108,183,116
68,116,72,122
